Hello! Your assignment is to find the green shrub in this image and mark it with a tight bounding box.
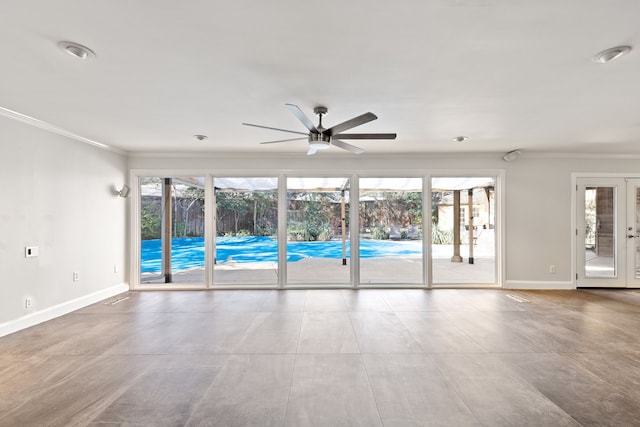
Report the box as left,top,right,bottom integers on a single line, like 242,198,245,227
256,226,276,237
174,222,186,238
140,200,161,240
316,223,334,241
372,224,389,240
432,224,453,244
287,221,334,241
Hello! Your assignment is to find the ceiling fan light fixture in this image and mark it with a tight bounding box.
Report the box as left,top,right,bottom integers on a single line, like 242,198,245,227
193,134,208,141
593,45,631,63
57,41,95,60
309,141,330,150
308,131,331,150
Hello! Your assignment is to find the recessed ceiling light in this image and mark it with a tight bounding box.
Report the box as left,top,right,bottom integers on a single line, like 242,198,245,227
193,134,208,141
58,41,95,60
503,149,521,162
593,45,631,63
453,136,468,143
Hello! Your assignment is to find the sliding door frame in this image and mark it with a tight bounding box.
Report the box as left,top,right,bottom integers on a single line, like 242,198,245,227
130,169,211,290
429,172,504,288
130,168,505,290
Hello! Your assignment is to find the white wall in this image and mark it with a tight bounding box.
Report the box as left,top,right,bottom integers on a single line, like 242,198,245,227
0,116,128,334
129,152,640,289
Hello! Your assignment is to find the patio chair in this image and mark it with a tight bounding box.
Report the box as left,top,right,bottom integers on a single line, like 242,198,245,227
389,225,401,240
407,224,420,240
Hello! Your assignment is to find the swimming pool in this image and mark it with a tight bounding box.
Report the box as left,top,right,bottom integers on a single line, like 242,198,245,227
141,236,422,273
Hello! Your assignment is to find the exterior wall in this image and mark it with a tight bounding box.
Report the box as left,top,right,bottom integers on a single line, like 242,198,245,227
0,116,128,336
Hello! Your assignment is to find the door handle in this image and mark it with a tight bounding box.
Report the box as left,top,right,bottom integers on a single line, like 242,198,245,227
628,234,638,238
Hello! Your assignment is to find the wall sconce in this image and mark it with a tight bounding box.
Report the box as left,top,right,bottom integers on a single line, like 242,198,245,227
116,184,130,198
503,150,521,162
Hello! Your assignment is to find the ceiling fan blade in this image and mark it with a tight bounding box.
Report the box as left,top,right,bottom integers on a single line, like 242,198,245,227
324,112,377,137
242,122,308,136
332,133,397,140
260,137,307,145
307,146,317,156
286,104,319,134
332,139,365,155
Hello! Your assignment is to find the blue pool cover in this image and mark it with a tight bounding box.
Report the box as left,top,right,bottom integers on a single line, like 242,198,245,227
141,236,421,273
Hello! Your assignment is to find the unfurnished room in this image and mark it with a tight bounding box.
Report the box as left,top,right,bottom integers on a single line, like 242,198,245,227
1,1,640,426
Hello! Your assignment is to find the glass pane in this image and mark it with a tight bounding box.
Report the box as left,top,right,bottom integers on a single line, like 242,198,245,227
585,186,616,278
286,177,350,285
214,177,278,285
431,177,496,284
359,178,423,284
140,177,205,284
636,188,640,279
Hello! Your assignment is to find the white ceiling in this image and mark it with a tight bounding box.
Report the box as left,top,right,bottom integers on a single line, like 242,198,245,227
2,1,640,156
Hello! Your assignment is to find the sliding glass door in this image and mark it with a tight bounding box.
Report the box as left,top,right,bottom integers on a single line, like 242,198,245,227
213,177,278,286
135,173,501,288
431,177,496,285
286,177,351,286
139,176,205,285
358,178,424,285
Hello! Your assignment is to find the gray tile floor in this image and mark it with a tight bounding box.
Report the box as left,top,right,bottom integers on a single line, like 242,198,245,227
2,289,640,426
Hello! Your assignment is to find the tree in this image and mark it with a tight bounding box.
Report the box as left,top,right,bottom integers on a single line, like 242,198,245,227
216,191,251,234
403,191,423,225
141,199,161,240
175,186,204,237
253,191,278,236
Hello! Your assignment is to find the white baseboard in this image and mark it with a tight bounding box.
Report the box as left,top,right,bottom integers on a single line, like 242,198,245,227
0,283,129,338
505,280,575,290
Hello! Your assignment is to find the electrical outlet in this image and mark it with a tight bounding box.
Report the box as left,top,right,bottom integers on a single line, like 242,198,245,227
113,265,119,273
73,271,80,282
549,264,556,274
25,246,39,258
25,297,32,309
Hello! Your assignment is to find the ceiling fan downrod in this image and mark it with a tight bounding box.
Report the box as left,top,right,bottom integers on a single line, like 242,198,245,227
313,106,328,131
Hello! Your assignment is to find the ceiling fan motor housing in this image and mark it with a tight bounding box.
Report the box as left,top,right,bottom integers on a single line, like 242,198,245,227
308,131,331,149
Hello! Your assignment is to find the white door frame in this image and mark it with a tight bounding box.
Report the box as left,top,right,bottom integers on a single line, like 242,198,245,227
573,173,640,288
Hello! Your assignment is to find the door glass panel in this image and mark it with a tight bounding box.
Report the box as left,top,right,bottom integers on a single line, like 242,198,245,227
634,188,640,279
431,177,496,284
585,186,616,278
286,177,350,285
140,177,205,284
359,177,423,284
214,177,278,285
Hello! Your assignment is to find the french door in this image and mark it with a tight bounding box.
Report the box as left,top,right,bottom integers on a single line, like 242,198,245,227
577,178,640,288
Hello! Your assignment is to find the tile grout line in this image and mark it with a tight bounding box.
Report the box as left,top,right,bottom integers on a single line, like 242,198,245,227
282,290,308,424
358,352,385,426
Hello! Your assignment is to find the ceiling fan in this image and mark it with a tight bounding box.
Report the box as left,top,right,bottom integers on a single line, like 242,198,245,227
243,104,397,155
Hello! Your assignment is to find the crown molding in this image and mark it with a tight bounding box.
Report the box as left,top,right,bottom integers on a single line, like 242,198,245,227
125,150,504,160
3,105,640,161
0,105,126,155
